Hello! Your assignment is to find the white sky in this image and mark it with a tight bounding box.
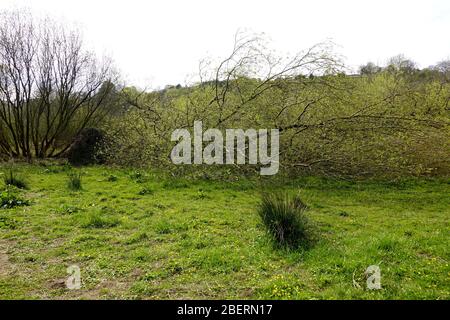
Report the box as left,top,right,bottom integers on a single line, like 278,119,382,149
1,0,449,89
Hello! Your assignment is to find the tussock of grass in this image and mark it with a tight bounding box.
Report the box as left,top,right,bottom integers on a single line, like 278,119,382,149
67,172,83,191
258,192,312,249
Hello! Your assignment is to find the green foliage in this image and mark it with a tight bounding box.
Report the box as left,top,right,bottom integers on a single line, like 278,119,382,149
103,71,449,178
3,169,28,189
0,186,29,209
0,216,18,229
258,192,312,249
67,128,105,166
67,172,83,191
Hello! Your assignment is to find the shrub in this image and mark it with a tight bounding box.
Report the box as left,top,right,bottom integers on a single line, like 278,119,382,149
258,191,311,249
66,128,105,166
67,172,83,191
0,186,29,209
3,169,28,189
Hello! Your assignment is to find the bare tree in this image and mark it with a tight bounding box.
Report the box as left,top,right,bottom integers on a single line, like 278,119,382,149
207,31,344,127
0,10,118,159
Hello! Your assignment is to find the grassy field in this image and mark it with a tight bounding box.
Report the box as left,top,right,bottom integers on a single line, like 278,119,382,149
0,163,449,299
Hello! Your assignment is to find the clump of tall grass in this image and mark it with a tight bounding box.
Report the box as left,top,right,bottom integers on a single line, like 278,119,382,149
67,172,83,191
258,191,312,249
3,169,28,189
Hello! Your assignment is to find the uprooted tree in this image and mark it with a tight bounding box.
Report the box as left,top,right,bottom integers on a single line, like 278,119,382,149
106,32,449,177
0,10,119,159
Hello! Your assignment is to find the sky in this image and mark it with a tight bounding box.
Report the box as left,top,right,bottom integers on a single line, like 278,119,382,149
0,0,449,89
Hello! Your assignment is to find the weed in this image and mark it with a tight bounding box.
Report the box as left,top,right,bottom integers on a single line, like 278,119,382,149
0,186,29,209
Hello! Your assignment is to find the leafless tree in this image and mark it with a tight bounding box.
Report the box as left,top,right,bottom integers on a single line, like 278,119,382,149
0,10,118,159
206,31,344,127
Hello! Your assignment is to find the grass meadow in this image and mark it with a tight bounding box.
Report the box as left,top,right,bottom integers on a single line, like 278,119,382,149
0,163,449,299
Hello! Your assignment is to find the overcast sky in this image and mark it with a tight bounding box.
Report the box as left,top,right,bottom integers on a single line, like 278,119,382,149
1,0,449,88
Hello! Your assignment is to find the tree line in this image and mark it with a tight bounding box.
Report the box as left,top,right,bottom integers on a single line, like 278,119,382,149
0,10,449,177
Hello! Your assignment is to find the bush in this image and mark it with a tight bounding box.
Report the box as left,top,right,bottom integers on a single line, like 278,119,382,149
66,128,105,166
67,172,83,191
0,186,29,209
258,191,311,249
3,169,28,189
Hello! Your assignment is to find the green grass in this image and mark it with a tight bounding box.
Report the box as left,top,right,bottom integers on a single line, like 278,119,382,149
259,192,312,249
3,169,28,189
0,163,449,299
67,172,83,191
